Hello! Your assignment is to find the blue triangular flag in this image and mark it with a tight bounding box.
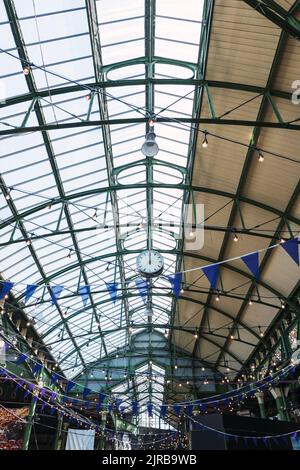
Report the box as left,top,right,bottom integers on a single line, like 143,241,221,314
160,405,168,416
202,264,220,289
0,281,14,301
25,284,38,304
186,404,194,415
106,282,118,304
66,381,76,393
16,353,27,365
78,285,90,307
132,401,139,415
241,252,259,280
115,398,122,410
173,404,181,416
281,239,299,266
83,387,91,400
147,403,153,417
50,285,64,305
32,363,42,374
168,273,182,299
98,392,106,403
50,373,59,385
135,279,149,304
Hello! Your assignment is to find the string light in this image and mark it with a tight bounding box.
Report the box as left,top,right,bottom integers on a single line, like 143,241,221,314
249,299,253,306
202,131,208,148
23,66,31,75
92,209,98,221
257,149,265,162
216,292,220,302
26,237,32,246
194,331,199,339
5,188,11,200
233,230,239,242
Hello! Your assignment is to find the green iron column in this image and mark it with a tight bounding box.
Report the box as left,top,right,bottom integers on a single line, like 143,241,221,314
21,392,38,450
270,385,290,422
255,392,266,419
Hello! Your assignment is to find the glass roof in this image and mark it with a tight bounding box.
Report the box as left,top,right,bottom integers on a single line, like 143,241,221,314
0,0,205,378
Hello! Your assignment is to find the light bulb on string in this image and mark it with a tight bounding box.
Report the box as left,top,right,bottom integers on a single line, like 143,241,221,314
233,230,239,242
202,131,208,148
92,209,98,221
249,298,253,306
5,188,12,200
257,149,265,163
23,66,31,76
26,236,32,246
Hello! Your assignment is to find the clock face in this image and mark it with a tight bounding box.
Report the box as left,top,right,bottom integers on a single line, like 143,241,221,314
136,250,164,278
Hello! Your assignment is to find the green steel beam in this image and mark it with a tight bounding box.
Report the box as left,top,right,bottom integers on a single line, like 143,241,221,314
0,223,294,247
3,0,93,366
1,117,299,136
243,0,300,39
1,185,299,231
213,3,300,369
85,0,130,355
199,21,287,361
0,78,292,109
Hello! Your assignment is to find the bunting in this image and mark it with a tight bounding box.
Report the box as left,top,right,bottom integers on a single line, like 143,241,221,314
25,284,38,304
50,285,64,305
0,281,14,301
241,252,260,280
135,278,149,304
281,239,299,266
168,273,182,299
202,264,220,289
106,282,118,304
78,285,91,307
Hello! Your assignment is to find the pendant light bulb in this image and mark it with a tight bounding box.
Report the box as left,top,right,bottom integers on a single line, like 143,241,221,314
141,127,159,157
202,132,208,148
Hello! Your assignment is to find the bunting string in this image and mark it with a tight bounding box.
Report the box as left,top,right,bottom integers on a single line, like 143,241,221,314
0,238,298,303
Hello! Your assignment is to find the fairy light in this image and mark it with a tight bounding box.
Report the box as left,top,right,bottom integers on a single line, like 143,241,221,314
233,231,239,242
202,131,208,148
23,66,31,75
257,149,265,162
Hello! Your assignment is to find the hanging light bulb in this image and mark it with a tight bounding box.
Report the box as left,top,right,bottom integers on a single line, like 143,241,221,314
216,292,220,302
23,66,31,76
249,299,253,306
141,126,159,157
281,299,285,309
233,230,239,242
257,149,264,162
194,331,199,339
259,326,264,337
5,189,11,200
26,237,32,246
164,329,168,338
202,131,208,148
92,209,98,221
201,367,205,371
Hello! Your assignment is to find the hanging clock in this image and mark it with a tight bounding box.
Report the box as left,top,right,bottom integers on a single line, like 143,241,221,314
136,250,164,278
